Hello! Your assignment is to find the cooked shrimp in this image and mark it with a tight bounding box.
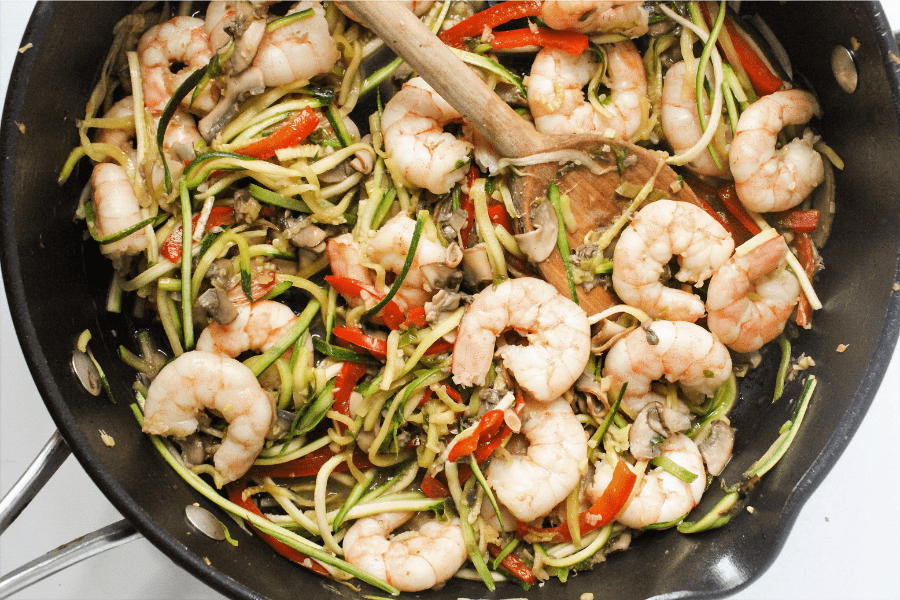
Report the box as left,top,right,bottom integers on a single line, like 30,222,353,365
200,1,339,139
451,277,591,402
142,350,276,483
328,233,380,308
661,61,731,178
204,1,268,75
365,212,463,311
729,89,825,213
381,77,473,194
612,199,734,322
137,16,220,114
94,96,137,159
249,1,339,87
707,235,801,353
90,162,150,261
540,0,649,37
603,320,732,417
487,398,589,522
93,95,200,192
527,41,647,141
589,434,706,529
196,300,297,358
342,512,467,592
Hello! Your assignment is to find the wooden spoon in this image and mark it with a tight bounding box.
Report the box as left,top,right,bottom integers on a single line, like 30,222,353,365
344,1,702,316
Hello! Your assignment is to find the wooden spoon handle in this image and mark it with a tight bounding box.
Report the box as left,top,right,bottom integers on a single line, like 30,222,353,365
344,0,548,157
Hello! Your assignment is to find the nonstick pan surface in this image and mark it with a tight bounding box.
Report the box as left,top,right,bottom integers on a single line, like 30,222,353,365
2,2,899,599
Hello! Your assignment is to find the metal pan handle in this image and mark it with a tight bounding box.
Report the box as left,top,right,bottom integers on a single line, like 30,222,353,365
0,432,141,599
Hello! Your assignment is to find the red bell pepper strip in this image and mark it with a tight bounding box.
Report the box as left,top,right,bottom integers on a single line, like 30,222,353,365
700,4,783,97
776,209,819,233
447,409,505,463
324,275,406,330
488,27,588,56
237,107,319,160
683,177,740,234
421,473,451,499
331,326,389,360
331,360,368,434
793,232,817,327
487,202,514,234
487,543,538,585
246,446,373,479
226,480,330,575
517,459,636,543
718,183,762,236
404,306,428,328
161,206,234,263
438,0,542,49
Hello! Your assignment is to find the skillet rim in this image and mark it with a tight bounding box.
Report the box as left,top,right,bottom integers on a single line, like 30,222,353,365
1,2,898,599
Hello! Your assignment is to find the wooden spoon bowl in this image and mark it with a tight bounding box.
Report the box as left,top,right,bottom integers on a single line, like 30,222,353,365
344,1,702,315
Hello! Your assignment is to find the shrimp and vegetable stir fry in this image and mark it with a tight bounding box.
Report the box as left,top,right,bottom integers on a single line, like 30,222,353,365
65,0,832,593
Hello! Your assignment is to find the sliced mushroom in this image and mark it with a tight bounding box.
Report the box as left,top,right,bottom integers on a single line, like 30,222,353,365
697,419,735,476
629,405,661,461
461,244,495,286
283,215,327,253
198,67,266,141
196,286,239,325
629,402,691,461
233,188,261,224
590,319,634,354
206,258,234,290
514,200,558,263
424,288,471,326
575,371,609,418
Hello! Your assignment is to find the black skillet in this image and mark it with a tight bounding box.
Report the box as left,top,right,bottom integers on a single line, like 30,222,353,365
1,2,899,599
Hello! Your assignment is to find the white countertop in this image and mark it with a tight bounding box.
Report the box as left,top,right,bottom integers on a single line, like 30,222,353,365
2,2,899,599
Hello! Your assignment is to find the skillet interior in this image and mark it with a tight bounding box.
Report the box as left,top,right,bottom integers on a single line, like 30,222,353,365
1,2,899,599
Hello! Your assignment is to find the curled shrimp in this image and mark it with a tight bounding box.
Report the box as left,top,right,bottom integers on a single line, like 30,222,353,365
93,95,200,192
249,1,338,87
603,320,732,417
365,212,463,311
137,16,220,114
589,434,706,529
342,512,467,592
200,1,340,139
90,162,150,262
707,235,800,353
196,299,297,358
612,199,734,322
94,96,138,160
487,398,589,522
381,77,473,194
451,277,591,402
204,1,268,75
142,350,276,483
729,89,825,213
540,0,649,37
527,41,647,140
661,61,731,178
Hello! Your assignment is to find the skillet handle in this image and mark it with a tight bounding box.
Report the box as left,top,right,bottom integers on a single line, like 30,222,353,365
0,519,140,599
0,430,70,533
0,431,141,598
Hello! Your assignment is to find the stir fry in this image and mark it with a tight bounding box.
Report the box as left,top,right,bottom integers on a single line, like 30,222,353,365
63,0,833,593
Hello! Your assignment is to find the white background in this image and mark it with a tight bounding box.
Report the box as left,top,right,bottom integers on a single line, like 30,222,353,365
2,2,899,599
